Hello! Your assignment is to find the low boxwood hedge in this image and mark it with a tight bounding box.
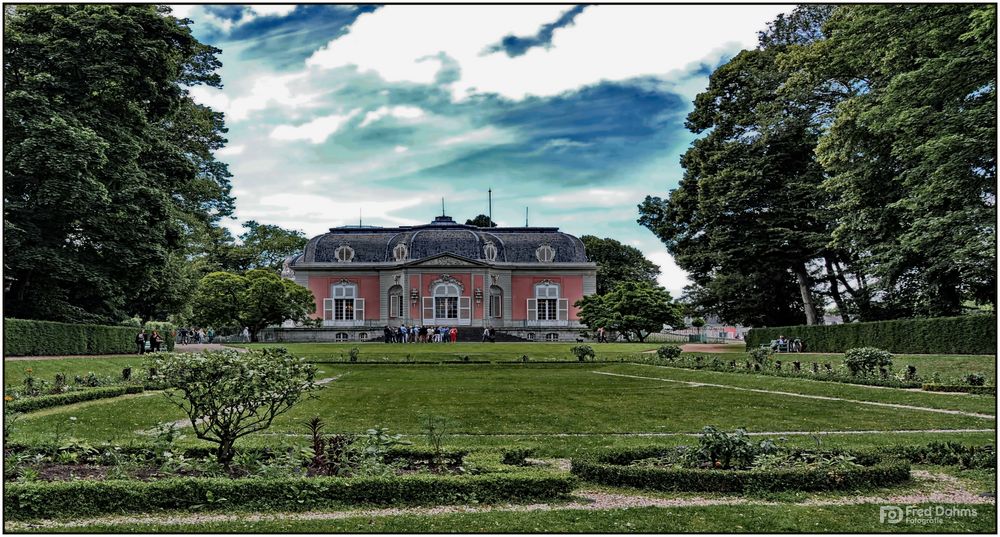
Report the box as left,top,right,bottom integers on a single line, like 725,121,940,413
570,448,910,493
5,471,575,520
921,384,995,396
6,385,145,413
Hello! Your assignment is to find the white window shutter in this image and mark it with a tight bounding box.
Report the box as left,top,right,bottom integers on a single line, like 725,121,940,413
557,299,568,321
324,298,334,321
423,296,434,321
527,298,537,321
355,298,364,321
459,296,471,320
389,295,399,318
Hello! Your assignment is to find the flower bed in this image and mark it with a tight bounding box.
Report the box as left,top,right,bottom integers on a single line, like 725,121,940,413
570,446,910,493
5,449,574,520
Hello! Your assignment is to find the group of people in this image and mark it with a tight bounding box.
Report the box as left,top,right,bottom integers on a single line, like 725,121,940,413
134,330,165,354
382,325,498,343
176,327,215,345
772,335,805,352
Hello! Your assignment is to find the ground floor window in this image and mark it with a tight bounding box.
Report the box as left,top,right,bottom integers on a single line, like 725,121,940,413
526,333,536,341
335,332,349,341
545,333,559,341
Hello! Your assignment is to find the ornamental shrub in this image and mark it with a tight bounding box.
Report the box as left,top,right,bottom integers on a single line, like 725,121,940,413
843,347,893,376
656,345,682,360
150,348,318,468
963,372,986,386
570,345,595,362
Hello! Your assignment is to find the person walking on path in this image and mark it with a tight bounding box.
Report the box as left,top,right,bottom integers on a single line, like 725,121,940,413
449,326,458,343
482,326,490,343
207,328,215,343
241,327,250,343
135,330,147,355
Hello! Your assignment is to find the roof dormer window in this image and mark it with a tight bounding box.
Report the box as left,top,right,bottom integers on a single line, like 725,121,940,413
483,241,498,262
536,245,556,263
335,245,355,263
392,243,408,262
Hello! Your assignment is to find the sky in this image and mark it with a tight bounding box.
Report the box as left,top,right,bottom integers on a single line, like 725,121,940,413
171,4,789,295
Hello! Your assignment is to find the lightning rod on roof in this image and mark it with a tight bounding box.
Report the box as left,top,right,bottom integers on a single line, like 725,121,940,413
441,197,445,217
525,206,529,227
488,188,493,227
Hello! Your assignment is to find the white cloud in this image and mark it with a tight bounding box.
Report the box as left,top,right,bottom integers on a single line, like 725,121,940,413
394,145,409,153
243,193,426,236
438,126,514,147
270,109,361,144
189,72,318,123
359,105,426,128
306,5,786,101
215,144,245,157
249,5,298,18
539,188,646,208
646,250,691,296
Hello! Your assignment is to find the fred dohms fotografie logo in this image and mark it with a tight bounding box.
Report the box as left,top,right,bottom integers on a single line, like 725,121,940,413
880,505,978,525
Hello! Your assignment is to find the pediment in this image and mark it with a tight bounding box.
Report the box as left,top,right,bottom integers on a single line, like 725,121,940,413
403,253,487,267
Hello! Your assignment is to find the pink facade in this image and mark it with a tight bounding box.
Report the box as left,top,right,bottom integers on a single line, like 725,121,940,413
286,215,597,340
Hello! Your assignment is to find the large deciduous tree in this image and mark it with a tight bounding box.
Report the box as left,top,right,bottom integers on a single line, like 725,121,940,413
205,221,308,274
639,44,834,326
785,4,996,316
580,235,661,295
575,282,684,342
4,5,234,323
191,270,315,341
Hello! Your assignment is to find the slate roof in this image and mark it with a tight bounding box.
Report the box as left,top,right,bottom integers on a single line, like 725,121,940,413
295,216,590,265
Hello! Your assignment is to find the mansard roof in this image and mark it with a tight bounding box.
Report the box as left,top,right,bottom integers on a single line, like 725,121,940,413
293,215,591,266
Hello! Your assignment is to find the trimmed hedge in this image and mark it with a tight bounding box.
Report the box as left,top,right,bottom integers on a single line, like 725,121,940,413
4,318,174,356
570,448,910,493
5,471,576,520
6,385,145,413
745,315,996,354
922,384,996,396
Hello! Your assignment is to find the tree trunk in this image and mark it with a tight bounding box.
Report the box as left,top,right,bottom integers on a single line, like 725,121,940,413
793,263,819,325
823,256,851,323
217,438,236,471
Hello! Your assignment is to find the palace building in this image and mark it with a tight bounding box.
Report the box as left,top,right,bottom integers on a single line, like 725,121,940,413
281,215,597,342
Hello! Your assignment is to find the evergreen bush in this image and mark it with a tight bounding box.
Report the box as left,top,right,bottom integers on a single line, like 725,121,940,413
745,316,995,354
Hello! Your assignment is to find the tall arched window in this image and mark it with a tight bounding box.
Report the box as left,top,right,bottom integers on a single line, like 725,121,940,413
324,282,364,325
433,282,460,319
527,282,567,324
388,284,404,319
489,285,503,318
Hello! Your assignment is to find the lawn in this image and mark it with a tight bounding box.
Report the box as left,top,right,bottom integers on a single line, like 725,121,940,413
18,504,995,533
10,363,993,448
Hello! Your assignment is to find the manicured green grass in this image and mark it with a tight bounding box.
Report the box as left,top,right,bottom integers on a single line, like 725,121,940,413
231,342,659,361
23,504,996,533
10,364,993,447
4,356,146,388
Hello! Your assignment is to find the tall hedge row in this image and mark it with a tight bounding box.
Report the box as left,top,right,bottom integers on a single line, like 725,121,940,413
745,315,996,354
4,319,174,356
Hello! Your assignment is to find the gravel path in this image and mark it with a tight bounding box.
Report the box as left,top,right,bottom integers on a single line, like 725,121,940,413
9,470,993,531
593,371,996,420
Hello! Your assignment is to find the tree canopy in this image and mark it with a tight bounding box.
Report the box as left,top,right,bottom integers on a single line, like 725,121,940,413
575,281,684,342
190,269,315,341
465,214,497,227
203,221,308,274
580,235,661,295
4,5,233,324
640,4,996,326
